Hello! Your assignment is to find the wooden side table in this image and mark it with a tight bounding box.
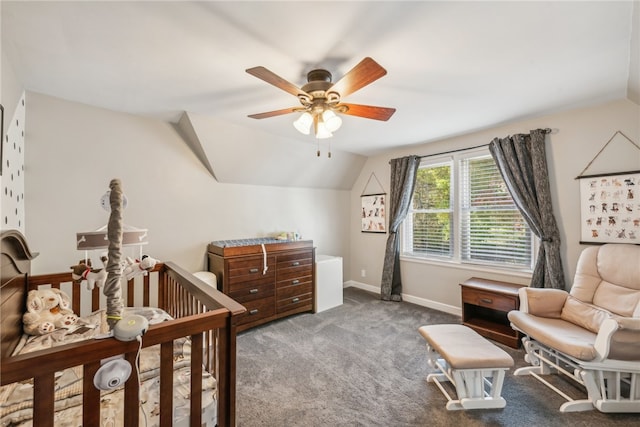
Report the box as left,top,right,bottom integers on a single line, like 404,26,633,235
460,277,525,348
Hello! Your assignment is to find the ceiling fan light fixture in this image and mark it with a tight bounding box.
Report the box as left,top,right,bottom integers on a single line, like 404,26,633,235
322,109,342,132
314,119,333,139
293,112,313,135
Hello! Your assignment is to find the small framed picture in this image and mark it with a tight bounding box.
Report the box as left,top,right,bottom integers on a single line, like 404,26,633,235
361,193,386,233
578,171,639,243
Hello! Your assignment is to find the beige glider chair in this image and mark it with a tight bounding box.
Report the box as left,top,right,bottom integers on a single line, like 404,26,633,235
508,243,640,413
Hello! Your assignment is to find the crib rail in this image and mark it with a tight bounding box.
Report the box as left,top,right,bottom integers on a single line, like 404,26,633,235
3,262,245,427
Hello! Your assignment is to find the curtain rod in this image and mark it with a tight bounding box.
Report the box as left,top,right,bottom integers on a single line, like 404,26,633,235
403,128,553,161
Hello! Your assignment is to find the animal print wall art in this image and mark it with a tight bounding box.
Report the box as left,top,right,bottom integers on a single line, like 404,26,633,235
579,171,639,243
361,193,386,233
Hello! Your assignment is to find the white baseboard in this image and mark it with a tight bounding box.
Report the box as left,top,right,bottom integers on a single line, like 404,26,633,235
344,280,461,317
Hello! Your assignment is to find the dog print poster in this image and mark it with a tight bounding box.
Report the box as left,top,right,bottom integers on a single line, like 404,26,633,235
361,194,386,233
579,171,639,243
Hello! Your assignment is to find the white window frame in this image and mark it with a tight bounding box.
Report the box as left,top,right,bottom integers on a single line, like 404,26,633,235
401,148,537,275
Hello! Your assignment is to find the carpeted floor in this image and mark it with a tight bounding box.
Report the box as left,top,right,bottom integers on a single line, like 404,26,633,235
236,287,638,426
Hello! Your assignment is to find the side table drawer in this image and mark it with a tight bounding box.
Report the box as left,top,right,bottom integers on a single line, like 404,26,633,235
462,288,517,312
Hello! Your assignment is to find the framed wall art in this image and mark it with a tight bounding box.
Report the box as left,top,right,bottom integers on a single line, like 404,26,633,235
578,171,639,244
361,193,386,233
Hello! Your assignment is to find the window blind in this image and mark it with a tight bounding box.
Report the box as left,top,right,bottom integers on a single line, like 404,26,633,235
460,156,532,267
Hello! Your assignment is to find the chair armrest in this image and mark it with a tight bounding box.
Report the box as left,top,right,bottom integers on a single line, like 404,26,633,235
616,317,640,331
518,287,568,318
593,317,640,361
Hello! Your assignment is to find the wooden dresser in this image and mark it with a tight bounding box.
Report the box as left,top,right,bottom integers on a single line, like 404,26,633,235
460,277,525,348
208,239,315,332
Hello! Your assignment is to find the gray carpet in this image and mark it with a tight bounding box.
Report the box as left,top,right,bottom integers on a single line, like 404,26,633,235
236,287,638,426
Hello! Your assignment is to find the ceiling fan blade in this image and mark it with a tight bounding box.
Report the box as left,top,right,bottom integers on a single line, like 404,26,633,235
339,103,396,121
328,57,388,98
248,107,300,119
246,66,310,99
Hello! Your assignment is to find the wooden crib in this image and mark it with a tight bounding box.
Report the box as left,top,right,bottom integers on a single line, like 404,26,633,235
0,229,246,426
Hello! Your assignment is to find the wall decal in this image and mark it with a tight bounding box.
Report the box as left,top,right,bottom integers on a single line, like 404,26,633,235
1,93,26,232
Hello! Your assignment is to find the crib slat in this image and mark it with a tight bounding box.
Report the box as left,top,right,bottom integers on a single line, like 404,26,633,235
33,372,55,427
83,361,101,425
92,286,100,312
128,279,135,307
124,351,140,426
160,341,174,427
191,333,203,427
143,274,150,307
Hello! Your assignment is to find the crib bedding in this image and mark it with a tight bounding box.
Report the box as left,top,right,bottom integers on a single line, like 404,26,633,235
0,307,217,427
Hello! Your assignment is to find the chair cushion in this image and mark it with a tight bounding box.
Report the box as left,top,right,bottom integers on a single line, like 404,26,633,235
418,324,513,369
560,295,612,333
509,311,598,361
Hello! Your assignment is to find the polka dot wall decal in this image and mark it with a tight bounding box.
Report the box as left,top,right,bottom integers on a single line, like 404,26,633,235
2,92,26,233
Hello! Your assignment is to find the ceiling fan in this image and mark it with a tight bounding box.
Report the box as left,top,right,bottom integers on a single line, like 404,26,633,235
246,57,396,140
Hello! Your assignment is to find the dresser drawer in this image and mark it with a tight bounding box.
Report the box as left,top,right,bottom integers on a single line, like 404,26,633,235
462,288,517,312
238,297,275,325
276,272,312,288
228,282,275,303
227,255,275,276
276,291,312,313
277,282,312,299
227,273,273,292
277,252,312,269
227,256,275,287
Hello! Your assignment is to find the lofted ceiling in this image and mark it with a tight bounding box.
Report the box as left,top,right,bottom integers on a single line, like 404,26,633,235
2,1,639,188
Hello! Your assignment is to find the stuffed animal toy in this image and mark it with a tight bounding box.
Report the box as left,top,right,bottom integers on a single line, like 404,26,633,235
23,288,78,336
122,255,157,281
71,256,108,290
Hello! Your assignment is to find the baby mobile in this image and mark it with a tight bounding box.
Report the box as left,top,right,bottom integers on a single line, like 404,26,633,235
73,179,157,325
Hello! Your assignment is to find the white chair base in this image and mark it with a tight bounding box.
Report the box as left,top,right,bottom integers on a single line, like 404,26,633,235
515,335,640,413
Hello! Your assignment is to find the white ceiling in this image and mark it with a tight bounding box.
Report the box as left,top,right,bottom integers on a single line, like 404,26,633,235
2,1,638,159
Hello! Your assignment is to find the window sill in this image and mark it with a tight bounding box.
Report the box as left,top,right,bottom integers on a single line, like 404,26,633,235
400,254,533,279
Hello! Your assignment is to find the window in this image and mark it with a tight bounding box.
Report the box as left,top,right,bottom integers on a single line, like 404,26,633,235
402,150,534,271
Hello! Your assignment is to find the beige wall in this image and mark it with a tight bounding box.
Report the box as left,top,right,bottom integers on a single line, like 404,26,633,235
350,99,640,312
24,93,352,275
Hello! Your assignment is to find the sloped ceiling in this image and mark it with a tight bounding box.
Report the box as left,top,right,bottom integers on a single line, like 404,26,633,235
2,1,639,189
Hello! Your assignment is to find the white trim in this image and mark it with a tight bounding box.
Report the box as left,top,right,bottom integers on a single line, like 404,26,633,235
403,294,461,316
344,280,379,294
400,254,534,279
344,280,462,316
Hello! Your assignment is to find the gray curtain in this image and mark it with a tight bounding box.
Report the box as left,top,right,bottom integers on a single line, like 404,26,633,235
489,129,565,289
380,155,420,301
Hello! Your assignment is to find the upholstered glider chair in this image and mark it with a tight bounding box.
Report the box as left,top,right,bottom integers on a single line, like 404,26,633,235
508,243,640,413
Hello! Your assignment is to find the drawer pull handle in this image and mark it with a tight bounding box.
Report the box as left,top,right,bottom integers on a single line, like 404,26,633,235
480,298,493,304
292,279,300,285
249,309,259,315
249,268,259,273
292,297,300,303
292,261,300,266
249,288,259,294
